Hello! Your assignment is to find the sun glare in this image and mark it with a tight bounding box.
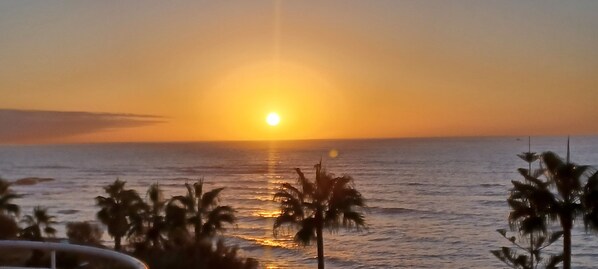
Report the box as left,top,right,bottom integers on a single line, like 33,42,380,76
266,112,280,126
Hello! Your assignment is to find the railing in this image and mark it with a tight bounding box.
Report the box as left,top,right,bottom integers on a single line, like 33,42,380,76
0,240,148,269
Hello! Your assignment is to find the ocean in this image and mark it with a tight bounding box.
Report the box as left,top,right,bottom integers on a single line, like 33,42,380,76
1,136,598,268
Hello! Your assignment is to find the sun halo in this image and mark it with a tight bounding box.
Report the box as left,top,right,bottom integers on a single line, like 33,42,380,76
266,112,281,126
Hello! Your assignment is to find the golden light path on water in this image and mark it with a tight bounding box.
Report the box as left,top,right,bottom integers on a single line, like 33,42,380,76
264,142,282,268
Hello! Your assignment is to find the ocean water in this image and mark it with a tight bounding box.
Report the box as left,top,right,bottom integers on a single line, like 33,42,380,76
1,136,598,268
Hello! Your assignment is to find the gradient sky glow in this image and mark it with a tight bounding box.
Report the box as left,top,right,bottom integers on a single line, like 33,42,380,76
1,1,597,143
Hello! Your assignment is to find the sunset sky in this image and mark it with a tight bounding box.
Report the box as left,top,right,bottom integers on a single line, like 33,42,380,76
1,1,597,144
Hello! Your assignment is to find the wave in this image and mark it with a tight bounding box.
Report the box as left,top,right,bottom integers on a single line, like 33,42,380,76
479,200,506,206
405,182,427,186
13,177,55,186
56,209,79,215
479,183,505,187
368,206,428,215
17,165,73,170
229,234,296,250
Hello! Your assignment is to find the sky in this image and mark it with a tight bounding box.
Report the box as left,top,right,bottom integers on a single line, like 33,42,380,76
1,1,597,144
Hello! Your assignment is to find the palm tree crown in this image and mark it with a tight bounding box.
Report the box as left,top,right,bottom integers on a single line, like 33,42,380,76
273,161,365,269
169,179,236,243
95,179,144,251
136,183,168,250
540,151,592,269
19,206,57,241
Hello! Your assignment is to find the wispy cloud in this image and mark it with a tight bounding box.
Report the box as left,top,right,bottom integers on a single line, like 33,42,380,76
0,109,164,143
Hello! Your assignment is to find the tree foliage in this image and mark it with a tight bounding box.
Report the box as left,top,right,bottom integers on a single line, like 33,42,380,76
95,179,144,251
0,178,21,217
273,161,366,269
67,221,104,246
493,139,562,269
19,206,57,241
169,179,236,243
494,138,598,269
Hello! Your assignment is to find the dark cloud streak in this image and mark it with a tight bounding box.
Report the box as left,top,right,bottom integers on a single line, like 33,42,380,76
0,109,164,143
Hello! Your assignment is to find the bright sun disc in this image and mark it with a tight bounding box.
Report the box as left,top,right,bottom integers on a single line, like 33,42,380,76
266,112,280,126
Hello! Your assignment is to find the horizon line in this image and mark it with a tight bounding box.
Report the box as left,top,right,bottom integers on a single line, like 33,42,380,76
2,133,597,147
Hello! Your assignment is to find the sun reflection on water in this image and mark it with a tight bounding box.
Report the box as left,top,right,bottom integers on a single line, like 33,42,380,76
262,143,281,266
255,209,280,218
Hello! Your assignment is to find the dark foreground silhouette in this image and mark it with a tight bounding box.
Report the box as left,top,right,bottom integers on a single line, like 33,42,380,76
493,138,598,269
273,161,366,269
0,178,256,269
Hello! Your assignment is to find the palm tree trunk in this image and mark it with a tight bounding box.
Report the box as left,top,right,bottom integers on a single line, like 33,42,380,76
561,212,572,269
530,234,534,269
316,222,325,269
563,226,571,269
115,235,122,251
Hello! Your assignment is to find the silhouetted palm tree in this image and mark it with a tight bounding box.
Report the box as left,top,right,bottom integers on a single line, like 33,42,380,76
0,178,21,217
582,171,598,231
541,150,590,269
169,179,236,243
164,197,191,246
95,179,144,251
19,206,56,241
140,183,168,250
273,161,366,269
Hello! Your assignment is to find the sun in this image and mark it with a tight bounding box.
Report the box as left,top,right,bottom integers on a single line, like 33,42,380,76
266,112,280,126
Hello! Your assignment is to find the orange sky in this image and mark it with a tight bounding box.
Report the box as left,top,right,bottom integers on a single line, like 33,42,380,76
0,1,597,144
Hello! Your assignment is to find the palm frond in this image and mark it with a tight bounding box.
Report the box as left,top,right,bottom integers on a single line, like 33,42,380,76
294,217,317,245
340,210,365,229
295,168,315,196
542,152,565,175
518,152,539,163
201,188,225,209
273,213,300,229
202,206,236,236
194,179,204,198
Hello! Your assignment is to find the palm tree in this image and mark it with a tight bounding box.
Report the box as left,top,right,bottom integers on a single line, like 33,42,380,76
169,179,236,243
138,183,168,250
95,179,144,251
582,171,598,231
541,149,589,269
19,206,57,241
0,178,21,217
19,206,57,267
164,197,191,246
273,161,366,269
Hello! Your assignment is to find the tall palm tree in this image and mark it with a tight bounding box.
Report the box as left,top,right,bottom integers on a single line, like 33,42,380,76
138,183,168,250
0,178,21,217
19,206,57,241
95,179,144,251
273,161,366,269
169,179,236,243
541,150,589,269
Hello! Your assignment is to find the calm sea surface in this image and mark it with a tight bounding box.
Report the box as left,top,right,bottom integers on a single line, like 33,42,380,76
1,137,598,268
